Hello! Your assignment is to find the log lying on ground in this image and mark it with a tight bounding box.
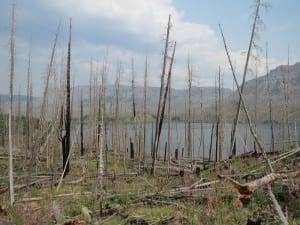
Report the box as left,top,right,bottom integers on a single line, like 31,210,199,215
221,171,300,206
168,179,219,195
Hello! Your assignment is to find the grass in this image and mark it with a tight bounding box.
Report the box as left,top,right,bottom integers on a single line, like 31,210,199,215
0,146,299,224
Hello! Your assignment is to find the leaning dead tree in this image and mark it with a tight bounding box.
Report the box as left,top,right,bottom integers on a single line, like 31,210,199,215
58,19,72,177
151,15,171,175
151,32,176,176
219,7,289,223
229,0,261,157
8,0,16,205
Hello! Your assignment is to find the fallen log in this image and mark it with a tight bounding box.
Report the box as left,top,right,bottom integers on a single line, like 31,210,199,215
220,171,300,206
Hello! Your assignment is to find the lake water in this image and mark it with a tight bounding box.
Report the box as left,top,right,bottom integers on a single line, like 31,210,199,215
78,121,300,160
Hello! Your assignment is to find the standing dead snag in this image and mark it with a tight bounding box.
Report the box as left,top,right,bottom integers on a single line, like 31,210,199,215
80,91,84,156
58,19,72,177
151,40,176,176
8,0,16,205
187,56,192,161
151,14,172,175
229,0,261,157
265,42,275,152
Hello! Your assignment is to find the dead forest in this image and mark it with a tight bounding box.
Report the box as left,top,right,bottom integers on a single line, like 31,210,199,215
0,0,300,225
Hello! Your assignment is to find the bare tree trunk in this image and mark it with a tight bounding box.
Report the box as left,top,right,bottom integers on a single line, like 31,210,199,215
131,58,140,172
80,91,84,156
187,56,192,162
199,89,205,161
114,63,121,170
25,44,32,187
218,67,224,160
40,24,60,124
265,42,275,152
16,88,21,146
8,0,16,205
88,59,94,147
143,56,148,163
214,75,219,161
253,59,258,153
227,0,261,157
283,45,291,147
151,15,171,175
151,40,176,176
208,123,214,162
58,19,72,177
219,22,289,225
167,65,172,177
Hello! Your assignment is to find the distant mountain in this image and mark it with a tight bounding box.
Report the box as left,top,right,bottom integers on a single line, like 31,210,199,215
223,62,300,122
2,62,298,123
71,85,233,119
0,94,40,114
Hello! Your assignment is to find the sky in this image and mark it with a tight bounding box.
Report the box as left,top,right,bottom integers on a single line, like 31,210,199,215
0,0,299,96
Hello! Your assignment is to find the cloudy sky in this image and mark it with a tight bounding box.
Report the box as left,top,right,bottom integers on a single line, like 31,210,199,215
0,0,299,95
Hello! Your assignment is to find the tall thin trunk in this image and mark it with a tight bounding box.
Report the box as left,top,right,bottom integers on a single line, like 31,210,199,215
199,89,205,161
208,123,214,161
8,0,16,205
265,42,275,152
114,63,121,170
284,44,291,146
26,46,32,178
218,67,224,160
187,56,192,161
215,75,219,161
151,15,171,175
101,55,108,174
143,56,148,162
40,24,60,124
59,19,72,177
89,59,93,145
167,64,172,177
80,91,84,156
219,23,288,224
16,88,21,146
227,0,261,156
151,40,176,175
131,58,140,170
253,59,258,153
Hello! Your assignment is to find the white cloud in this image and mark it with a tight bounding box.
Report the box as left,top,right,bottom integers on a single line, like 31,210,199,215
2,0,290,96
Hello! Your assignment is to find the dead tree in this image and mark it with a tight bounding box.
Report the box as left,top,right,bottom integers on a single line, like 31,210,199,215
151,40,176,175
167,59,172,176
228,0,261,157
143,56,148,162
25,43,33,187
151,15,171,175
114,62,121,169
283,45,291,147
265,42,275,152
58,19,72,177
8,0,15,205
219,20,289,225
218,67,224,160
214,75,219,161
187,56,192,161
101,55,108,174
80,91,84,156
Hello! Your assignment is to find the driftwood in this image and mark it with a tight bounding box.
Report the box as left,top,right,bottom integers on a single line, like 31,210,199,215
221,171,300,206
